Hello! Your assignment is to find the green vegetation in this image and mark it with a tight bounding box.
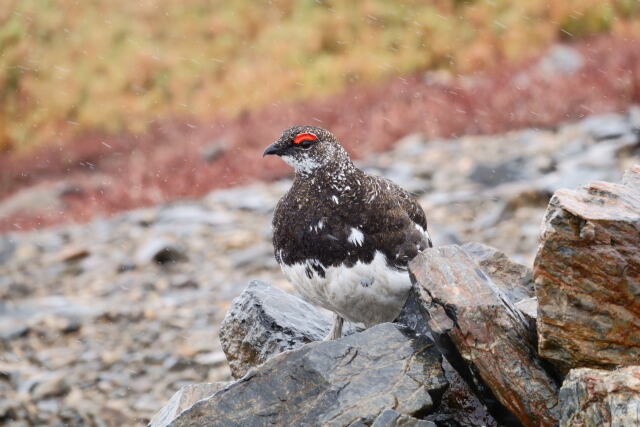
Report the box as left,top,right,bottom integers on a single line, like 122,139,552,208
1,0,639,151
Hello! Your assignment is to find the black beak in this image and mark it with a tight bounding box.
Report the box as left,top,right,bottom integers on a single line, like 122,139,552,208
263,142,282,157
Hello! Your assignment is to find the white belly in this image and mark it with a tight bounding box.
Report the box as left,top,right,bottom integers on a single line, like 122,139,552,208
280,250,411,327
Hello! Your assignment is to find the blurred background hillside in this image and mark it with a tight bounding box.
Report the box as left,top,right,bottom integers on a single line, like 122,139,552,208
2,0,640,153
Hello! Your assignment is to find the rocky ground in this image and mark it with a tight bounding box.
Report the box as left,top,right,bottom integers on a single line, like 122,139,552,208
1,108,639,425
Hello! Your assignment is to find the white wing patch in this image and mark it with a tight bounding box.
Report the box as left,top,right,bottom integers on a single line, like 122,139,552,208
309,219,325,233
332,195,339,204
348,227,365,246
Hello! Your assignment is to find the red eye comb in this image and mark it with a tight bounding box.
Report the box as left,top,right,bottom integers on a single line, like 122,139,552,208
293,132,318,144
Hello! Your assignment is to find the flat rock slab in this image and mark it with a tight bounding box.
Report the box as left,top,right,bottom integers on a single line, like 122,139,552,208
171,323,447,427
219,280,340,378
559,366,640,427
534,164,640,370
409,245,559,427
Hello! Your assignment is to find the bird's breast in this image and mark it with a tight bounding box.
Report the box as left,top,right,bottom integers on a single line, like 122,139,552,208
279,250,411,326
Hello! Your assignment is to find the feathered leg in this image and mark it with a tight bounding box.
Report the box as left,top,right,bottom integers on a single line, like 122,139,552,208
324,313,344,340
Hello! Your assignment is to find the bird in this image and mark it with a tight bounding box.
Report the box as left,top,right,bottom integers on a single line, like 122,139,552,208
264,125,432,340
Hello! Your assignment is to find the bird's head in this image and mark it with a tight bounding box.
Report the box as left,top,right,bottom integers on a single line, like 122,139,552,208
263,125,349,175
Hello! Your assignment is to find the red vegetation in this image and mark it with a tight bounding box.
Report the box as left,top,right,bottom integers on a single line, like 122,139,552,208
1,35,639,232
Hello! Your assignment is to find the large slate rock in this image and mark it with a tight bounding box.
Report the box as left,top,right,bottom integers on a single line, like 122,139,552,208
149,382,230,427
171,323,447,426
409,245,559,427
559,366,640,427
219,280,334,378
534,164,640,371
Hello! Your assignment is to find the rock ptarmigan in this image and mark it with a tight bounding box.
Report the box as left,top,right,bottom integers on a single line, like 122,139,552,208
264,125,432,339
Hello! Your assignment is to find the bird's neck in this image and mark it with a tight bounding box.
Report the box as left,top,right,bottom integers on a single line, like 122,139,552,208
294,157,361,187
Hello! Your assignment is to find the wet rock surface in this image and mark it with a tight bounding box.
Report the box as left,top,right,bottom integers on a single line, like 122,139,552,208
0,109,638,424
170,323,447,427
410,245,559,427
534,164,640,371
559,366,640,427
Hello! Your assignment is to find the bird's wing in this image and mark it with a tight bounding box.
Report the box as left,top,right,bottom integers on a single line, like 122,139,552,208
374,176,431,239
353,176,432,270
272,175,431,271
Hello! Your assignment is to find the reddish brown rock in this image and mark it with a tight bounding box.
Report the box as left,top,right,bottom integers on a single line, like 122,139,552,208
409,245,559,427
559,366,640,427
534,164,640,371
462,242,535,304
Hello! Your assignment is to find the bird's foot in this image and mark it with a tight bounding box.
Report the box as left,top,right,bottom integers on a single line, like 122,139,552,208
324,313,344,341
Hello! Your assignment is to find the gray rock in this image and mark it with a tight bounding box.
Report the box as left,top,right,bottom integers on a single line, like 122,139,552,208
462,242,534,304
135,238,187,265
173,323,447,426
219,281,333,378
541,138,630,193
230,244,274,270
0,398,18,420
371,409,436,427
0,237,16,265
157,204,232,226
579,112,631,141
149,382,230,427
410,245,559,427
205,184,275,213
0,322,30,341
468,159,526,188
534,164,640,371
559,366,640,427
29,373,70,401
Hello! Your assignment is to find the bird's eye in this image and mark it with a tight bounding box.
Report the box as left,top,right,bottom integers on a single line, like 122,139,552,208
299,139,314,149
